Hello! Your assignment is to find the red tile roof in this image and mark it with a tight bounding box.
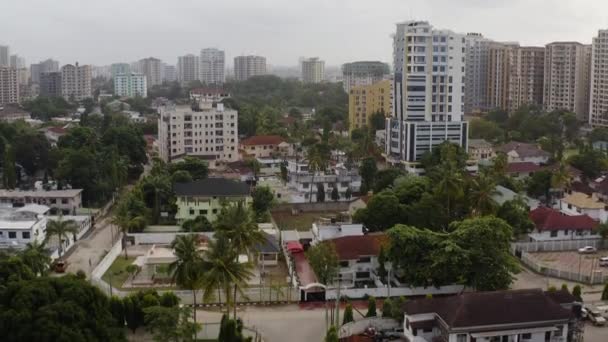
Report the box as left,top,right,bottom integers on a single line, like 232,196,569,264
328,234,388,260
529,207,598,231
240,135,287,146
506,162,543,174
47,126,67,134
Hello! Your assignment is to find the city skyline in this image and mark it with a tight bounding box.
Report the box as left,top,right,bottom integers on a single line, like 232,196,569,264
2,0,608,67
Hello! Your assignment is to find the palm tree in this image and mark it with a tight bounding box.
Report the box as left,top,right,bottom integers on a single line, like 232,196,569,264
435,161,465,223
202,235,254,319
551,160,571,199
169,234,206,325
21,240,51,276
45,216,79,258
144,174,171,224
307,144,330,203
492,153,508,180
214,203,265,256
470,174,500,216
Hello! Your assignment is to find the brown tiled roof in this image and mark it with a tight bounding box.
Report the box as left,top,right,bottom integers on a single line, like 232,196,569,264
404,289,572,328
328,234,387,260
529,207,598,231
506,162,543,174
497,142,550,158
240,135,286,146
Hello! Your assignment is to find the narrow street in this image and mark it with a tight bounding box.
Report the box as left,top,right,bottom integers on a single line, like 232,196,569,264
64,216,119,276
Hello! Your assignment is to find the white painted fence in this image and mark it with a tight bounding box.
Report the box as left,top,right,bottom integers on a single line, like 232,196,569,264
90,234,124,295
325,284,465,300
521,251,608,285
512,239,604,253
339,318,400,339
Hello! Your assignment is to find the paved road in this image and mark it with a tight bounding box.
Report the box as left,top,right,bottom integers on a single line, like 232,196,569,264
64,217,119,275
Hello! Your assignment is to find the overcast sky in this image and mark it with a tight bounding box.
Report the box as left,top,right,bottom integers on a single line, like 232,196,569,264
2,0,607,67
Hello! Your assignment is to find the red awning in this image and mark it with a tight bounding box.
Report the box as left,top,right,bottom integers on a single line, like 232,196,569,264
286,241,304,253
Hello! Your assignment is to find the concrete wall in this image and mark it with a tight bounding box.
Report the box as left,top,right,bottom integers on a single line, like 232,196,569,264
272,201,351,213
339,318,400,339
128,231,214,245
325,284,465,300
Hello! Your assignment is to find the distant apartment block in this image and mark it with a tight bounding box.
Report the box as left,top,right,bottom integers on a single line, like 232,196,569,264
39,72,62,98
30,59,60,84
348,79,392,131
0,45,9,67
177,54,200,86
111,63,130,78
487,42,518,110
508,46,546,111
61,63,92,101
163,64,177,83
234,55,266,81
301,57,325,83
200,48,225,84
139,57,163,87
158,92,239,168
9,55,26,69
114,73,147,98
0,67,19,105
590,29,608,127
464,33,492,114
341,61,390,93
544,42,591,119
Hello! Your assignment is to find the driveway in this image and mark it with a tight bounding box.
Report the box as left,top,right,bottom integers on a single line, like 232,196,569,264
64,217,120,275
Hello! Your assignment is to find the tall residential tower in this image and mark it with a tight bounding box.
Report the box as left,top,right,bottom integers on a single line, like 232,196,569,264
200,48,225,85
590,29,608,126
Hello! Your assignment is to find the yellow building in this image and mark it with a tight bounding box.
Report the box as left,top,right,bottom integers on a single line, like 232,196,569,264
348,79,392,132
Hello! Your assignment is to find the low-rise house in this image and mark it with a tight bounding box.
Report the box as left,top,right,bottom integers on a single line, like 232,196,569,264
506,162,544,180
497,142,550,164
0,105,31,122
327,234,387,288
239,135,291,158
256,157,283,175
285,160,361,203
528,206,598,241
43,126,68,146
0,189,83,215
0,204,48,249
468,139,495,162
255,233,281,267
312,220,364,242
403,289,574,342
174,178,251,223
559,191,608,223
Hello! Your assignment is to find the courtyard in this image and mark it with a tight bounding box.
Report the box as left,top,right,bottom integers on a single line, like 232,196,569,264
525,250,608,283
271,210,344,231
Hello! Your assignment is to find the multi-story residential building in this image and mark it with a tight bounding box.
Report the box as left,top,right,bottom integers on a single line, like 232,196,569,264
39,72,62,98
0,205,48,250
60,63,92,101
385,21,468,173
30,59,60,84
139,57,163,88
9,55,26,69
0,189,83,215
0,67,19,105
239,135,290,158
173,178,251,223
508,46,546,111
590,29,608,127
158,92,239,168
487,42,519,110
111,63,130,78
464,33,492,114
403,289,576,342
0,45,9,67
234,55,267,81
114,73,147,98
341,61,390,94
544,42,591,119
163,64,177,83
177,54,200,86
285,159,361,202
348,79,392,131
200,48,225,85
301,57,325,83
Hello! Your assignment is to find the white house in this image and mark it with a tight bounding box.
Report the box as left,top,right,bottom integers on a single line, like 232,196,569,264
528,207,599,241
326,234,387,288
311,220,364,243
0,204,48,249
256,157,283,175
559,191,608,223
403,289,575,342
497,142,550,164
285,160,361,203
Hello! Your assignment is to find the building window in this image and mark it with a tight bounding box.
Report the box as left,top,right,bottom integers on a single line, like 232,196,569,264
212,209,218,214
189,209,195,215
22,232,30,239
521,333,532,340
456,334,467,342
199,210,207,215
339,261,349,267
357,257,371,263
8,232,16,239
550,231,558,237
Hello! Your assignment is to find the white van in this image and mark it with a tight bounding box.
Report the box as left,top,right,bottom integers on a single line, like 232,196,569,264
599,257,608,267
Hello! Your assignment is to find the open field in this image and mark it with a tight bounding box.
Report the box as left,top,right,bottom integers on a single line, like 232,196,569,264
271,210,342,231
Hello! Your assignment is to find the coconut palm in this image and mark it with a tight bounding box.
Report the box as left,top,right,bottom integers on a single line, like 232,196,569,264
213,203,265,256
143,174,172,224
168,234,206,325
21,240,51,276
202,234,254,319
470,174,500,216
435,161,465,223
45,216,79,258
551,160,571,198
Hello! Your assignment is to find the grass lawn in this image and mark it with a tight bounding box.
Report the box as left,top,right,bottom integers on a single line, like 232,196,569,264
564,148,579,159
271,210,342,231
102,256,135,289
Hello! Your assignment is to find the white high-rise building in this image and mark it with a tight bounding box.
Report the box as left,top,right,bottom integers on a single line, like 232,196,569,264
464,33,492,114
590,30,608,127
139,57,163,88
301,57,325,83
543,42,591,120
158,91,238,168
200,48,225,85
341,61,390,93
177,54,200,86
60,62,92,101
0,46,9,67
114,73,147,98
386,21,468,172
0,67,19,105
234,55,266,81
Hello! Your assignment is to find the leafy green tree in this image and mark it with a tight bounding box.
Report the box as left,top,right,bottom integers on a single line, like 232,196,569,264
325,325,339,342
373,168,404,193
369,110,387,130
572,285,583,302
144,306,200,342
168,234,205,324
110,296,125,327
218,314,252,342
214,203,265,256
366,297,377,317
470,174,499,216
331,186,339,202
181,215,213,232
602,284,608,301
0,254,35,284
45,216,79,258
2,144,16,189
168,157,209,181
123,295,143,332
393,175,431,204
568,147,608,180
317,183,326,202
307,242,339,326
252,186,275,221
20,240,51,276
561,284,570,294
382,298,393,318
171,170,193,183
160,291,181,307
307,143,331,202
343,303,354,325
526,170,552,199
469,118,504,142
359,157,377,193
345,187,352,200
353,191,405,232
497,198,535,236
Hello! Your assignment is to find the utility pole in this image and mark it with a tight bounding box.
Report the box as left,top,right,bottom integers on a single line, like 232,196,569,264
335,277,341,327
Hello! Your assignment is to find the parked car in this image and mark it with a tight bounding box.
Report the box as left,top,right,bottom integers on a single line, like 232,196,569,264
587,306,607,326
578,246,597,254
600,257,608,267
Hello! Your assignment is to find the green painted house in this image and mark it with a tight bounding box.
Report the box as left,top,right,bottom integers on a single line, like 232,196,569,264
174,178,251,223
